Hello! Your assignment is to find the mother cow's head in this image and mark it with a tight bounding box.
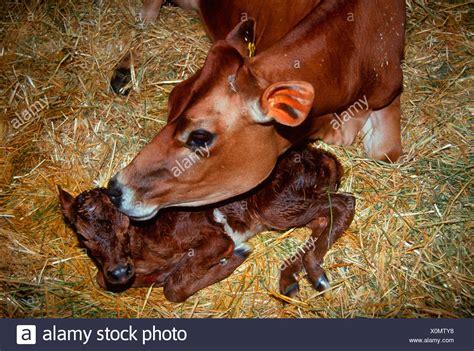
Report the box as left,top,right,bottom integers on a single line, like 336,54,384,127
108,19,314,220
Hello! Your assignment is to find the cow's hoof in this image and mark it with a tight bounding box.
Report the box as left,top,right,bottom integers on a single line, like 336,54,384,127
110,67,132,95
234,243,252,259
313,272,330,292
281,282,299,298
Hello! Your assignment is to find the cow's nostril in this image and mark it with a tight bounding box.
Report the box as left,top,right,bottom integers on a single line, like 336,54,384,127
108,186,122,198
107,177,123,204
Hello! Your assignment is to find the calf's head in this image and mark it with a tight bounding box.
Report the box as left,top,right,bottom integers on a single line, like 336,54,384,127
108,19,315,220
58,187,135,289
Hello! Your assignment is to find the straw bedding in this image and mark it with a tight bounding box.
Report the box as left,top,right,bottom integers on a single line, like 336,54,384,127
0,0,472,318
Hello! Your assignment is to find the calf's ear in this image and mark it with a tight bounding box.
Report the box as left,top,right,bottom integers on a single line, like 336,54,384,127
225,18,256,58
96,271,107,289
255,81,315,126
58,186,75,222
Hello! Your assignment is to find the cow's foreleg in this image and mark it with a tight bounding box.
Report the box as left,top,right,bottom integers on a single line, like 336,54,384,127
111,0,200,95
110,0,163,95
110,51,134,95
140,0,165,23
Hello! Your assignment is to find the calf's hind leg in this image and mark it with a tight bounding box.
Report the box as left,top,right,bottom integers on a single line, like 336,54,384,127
279,194,355,297
279,218,327,297
302,193,355,292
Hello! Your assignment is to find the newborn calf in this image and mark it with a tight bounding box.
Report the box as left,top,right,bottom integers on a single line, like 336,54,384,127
59,146,355,302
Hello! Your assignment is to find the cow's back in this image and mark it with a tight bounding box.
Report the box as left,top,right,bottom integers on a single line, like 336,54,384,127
198,0,322,50
250,0,406,113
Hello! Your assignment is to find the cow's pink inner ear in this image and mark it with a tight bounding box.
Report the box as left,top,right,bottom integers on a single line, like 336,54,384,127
261,81,315,127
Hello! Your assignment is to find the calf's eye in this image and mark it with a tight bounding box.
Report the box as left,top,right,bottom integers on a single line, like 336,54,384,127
186,129,215,149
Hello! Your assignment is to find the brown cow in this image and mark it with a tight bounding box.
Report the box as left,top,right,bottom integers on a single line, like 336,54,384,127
108,0,405,221
60,146,355,302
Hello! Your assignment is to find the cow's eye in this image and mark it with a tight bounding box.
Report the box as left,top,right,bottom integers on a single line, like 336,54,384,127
186,129,215,149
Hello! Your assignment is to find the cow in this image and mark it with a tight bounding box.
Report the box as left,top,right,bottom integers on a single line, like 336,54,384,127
107,0,405,221
59,146,355,302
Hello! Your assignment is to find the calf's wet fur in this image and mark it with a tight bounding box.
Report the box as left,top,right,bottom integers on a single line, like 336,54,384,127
59,145,355,302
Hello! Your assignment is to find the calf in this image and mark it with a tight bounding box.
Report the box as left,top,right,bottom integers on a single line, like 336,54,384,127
109,0,405,220
60,146,355,302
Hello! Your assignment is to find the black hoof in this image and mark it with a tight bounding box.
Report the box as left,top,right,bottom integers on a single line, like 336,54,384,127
110,67,132,95
313,272,330,292
234,243,252,259
281,282,299,298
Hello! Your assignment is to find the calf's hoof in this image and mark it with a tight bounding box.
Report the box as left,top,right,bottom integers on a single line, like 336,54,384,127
234,243,252,259
311,272,330,292
280,281,299,298
110,67,132,95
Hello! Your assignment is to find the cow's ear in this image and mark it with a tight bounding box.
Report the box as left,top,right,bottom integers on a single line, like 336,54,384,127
255,81,315,126
167,72,201,123
225,18,256,58
58,186,75,222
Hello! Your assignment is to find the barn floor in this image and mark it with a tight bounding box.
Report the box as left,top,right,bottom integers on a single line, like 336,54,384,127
0,1,472,318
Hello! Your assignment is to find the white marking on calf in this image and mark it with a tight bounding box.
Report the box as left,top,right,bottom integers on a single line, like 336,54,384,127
213,209,257,246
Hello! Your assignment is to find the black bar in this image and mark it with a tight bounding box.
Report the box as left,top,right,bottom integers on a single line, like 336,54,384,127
2,318,472,351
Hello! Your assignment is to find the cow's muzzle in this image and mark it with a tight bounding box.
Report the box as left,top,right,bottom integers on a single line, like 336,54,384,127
107,174,159,221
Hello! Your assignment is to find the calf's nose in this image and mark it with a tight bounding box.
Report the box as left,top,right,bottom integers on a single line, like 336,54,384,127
107,175,123,207
107,264,134,283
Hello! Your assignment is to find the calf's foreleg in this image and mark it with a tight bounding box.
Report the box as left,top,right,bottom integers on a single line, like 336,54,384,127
163,236,251,302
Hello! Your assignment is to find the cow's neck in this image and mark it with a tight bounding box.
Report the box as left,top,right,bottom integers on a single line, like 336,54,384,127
249,0,358,115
